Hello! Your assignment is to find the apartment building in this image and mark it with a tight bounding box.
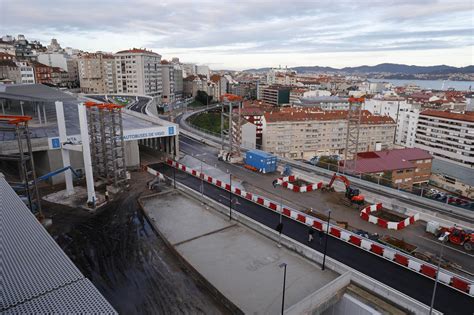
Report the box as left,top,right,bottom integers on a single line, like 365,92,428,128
30,61,52,84
114,49,162,100
161,60,175,103
15,61,35,84
262,108,396,159
37,52,78,85
239,100,274,147
78,53,116,93
51,66,69,87
262,85,290,106
415,110,474,168
0,59,21,83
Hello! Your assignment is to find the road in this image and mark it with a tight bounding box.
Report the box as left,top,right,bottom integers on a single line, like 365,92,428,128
151,162,473,315
177,134,474,278
176,111,474,225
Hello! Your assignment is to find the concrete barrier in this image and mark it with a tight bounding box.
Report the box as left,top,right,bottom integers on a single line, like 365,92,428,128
285,271,351,315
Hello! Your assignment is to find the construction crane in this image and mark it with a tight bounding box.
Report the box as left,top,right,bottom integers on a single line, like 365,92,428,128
322,173,365,205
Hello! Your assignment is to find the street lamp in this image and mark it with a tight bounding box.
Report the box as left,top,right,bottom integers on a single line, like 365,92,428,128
279,263,287,315
228,171,232,220
322,209,331,271
273,179,284,248
429,232,450,315
193,153,206,204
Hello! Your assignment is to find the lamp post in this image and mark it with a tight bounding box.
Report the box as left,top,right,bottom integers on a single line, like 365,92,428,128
279,263,287,315
429,232,450,315
322,209,331,271
229,171,232,220
273,179,283,248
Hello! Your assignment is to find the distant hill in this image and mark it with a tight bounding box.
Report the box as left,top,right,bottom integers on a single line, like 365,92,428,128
244,63,473,75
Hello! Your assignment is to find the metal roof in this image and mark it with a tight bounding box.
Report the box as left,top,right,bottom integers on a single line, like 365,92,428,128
0,174,117,313
0,84,76,102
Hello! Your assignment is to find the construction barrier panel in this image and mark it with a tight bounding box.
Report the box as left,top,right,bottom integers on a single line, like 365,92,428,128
360,203,419,230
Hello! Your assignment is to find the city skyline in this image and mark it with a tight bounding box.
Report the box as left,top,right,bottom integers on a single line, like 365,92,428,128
1,0,473,69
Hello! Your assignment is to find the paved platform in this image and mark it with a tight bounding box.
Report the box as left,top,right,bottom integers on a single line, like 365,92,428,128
141,190,338,314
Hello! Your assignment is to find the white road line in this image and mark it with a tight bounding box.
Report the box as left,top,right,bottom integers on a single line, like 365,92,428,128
417,235,474,257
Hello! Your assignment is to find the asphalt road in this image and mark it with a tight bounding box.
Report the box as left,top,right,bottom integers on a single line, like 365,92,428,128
151,162,473,315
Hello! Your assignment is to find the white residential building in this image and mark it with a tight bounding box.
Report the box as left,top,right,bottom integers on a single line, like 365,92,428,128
15,61,35,84
196,65,210,78
37,52,79,84
114,48,162,100
182,63,196,77
266,67,297,85
415,110,474,168
395,108,420,147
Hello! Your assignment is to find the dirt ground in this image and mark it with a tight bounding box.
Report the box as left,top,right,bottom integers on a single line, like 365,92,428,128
41,171,229,315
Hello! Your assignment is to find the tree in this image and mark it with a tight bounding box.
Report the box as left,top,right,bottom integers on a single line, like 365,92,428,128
196,90,213,105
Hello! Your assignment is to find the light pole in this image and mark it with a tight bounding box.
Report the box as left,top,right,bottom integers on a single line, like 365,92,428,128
273,179,283,248
200,158,205,204
229,171,232,220
429,232,450,315
322,209,331,271
279,263,287,315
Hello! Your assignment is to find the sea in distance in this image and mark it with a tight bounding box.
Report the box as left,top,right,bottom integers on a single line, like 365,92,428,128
368,78,473,91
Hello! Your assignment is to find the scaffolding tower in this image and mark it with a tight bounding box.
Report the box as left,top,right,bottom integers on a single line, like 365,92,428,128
0,115,42,215
343,97,365,173
85,102,128,191
220,94,242,158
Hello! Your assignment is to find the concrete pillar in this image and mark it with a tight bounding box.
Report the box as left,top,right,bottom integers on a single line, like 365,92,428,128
174,135,180,159
43,104,47,124
78,103,96,205
20,101,24,116
37,103,42,124
170,136,175,158
1,99,5,114
55,101,74,195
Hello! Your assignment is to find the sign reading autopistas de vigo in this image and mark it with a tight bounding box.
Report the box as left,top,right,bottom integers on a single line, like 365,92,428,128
48,126,177,149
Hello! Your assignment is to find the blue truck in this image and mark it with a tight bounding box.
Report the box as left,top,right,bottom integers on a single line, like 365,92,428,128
244,149,277,173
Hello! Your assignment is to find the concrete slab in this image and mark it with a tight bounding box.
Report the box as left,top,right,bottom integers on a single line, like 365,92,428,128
141,191,338,314
42,186,107,212
142,191,233,245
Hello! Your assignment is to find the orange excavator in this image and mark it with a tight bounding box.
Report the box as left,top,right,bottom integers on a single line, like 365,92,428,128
322,173,365,205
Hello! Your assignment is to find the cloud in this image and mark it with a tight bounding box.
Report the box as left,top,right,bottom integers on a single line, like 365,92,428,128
0,0,472,68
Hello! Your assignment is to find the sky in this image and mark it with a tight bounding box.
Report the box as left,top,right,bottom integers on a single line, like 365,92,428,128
1,0,473,70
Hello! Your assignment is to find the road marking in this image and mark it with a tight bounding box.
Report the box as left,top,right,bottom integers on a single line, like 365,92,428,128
417,235,474,257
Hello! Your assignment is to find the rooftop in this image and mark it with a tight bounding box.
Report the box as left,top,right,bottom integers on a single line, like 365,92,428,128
350,148,432,173
420,110,474,122
264,108,395,124
0,175,116,313
115,48,160,56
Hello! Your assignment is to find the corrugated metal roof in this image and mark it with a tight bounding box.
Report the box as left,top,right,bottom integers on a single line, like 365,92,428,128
0,83,76,102
0,175,117,313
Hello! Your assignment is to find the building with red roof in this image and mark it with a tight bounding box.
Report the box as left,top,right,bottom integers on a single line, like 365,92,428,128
346,148,432,190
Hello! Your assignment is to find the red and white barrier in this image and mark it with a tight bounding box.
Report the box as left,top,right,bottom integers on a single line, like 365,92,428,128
360,203,419,230
276,175,323,193
145,161,474,297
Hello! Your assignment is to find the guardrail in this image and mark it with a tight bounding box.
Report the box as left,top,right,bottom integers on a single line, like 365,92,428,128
149,160,474,297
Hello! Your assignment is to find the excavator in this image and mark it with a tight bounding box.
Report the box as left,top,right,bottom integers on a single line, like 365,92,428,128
322,173,365,206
